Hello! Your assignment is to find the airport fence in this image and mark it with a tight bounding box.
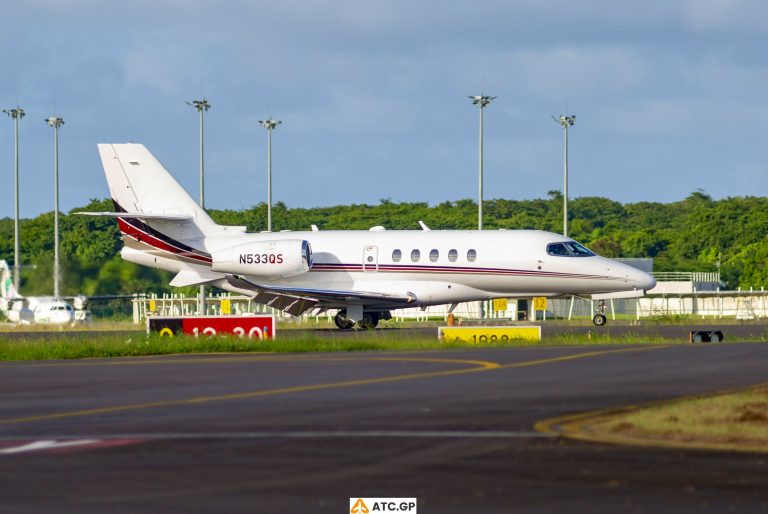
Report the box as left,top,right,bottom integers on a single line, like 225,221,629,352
125,289,768,324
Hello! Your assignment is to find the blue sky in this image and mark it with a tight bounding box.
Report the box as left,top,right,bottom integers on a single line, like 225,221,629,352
1,0,767,218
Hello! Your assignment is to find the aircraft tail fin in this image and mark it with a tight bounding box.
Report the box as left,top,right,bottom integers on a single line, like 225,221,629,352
96,144,245,245
0,260,20,300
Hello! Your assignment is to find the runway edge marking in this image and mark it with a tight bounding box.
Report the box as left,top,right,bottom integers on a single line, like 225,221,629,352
535,380,768,454
0,347,668,426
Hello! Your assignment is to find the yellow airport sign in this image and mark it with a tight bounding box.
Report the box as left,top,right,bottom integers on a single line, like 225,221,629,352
221,298,231,315
439,326,541,343
533,297,547,311
492,298,508,312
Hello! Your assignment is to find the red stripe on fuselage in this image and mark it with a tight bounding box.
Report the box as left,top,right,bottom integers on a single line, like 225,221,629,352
117,218,212,264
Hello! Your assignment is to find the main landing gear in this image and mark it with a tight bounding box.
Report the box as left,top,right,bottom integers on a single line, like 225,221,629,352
592,300,607,326
334,310,392,330
334,310,355,329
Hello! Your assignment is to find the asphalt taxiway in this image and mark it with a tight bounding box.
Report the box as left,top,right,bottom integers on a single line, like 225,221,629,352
1,343,767,513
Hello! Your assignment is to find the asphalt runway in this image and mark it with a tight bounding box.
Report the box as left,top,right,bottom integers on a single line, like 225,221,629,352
1,343,767,513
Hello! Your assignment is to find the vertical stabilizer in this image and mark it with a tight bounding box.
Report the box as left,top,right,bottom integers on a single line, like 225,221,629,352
98,143,222,238
0,260,19,299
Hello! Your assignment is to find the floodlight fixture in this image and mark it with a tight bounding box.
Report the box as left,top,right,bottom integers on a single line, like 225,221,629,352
259,118,282,232
187,98,211,314
45,116,65,297
469,95,497,108
553,113,576,236
469,94,496,231
3,107,25,292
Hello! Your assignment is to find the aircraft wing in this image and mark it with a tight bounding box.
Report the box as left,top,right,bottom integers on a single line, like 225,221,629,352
225,276,416,316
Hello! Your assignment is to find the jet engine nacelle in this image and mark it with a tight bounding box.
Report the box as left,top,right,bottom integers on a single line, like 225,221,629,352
211,239,312,279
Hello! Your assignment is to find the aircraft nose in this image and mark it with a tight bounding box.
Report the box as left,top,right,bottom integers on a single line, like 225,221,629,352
629,267,656,291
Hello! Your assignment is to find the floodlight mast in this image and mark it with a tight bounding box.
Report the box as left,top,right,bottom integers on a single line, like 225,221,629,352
553,114,575,237
46,116,64,298
258,118,282,232
187,98,210,314
469,95,496,231
3,107,24,292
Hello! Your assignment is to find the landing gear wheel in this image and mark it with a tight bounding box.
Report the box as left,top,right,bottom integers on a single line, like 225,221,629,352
592,299,608,326
334,310,355,330
357,312,379,330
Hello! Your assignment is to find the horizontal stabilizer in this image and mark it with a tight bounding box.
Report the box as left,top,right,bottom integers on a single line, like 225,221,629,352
169,269,223,287
76,212,192,221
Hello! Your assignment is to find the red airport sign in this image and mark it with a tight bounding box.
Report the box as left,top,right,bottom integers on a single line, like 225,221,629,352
147,315,275,339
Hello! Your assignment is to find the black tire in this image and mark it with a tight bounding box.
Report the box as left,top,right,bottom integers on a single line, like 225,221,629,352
592,314,607,326
710,333,720,343
334,310,355,330
357,312,379,330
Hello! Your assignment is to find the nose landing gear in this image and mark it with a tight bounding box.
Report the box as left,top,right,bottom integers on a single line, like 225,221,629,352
592,300,607,326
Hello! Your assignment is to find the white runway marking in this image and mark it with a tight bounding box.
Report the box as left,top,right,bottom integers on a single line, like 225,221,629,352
0,431,555,441
0,439,99,454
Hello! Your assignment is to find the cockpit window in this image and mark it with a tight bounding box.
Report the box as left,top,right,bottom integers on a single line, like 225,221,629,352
546,242,595,257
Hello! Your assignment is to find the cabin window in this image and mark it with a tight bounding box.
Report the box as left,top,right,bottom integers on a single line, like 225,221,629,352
467,249,477,262
411,249,421,262
429,249,439,262
448,249,458,262
392,249,402,262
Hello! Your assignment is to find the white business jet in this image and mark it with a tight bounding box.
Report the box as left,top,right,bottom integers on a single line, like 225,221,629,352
82,144,654,328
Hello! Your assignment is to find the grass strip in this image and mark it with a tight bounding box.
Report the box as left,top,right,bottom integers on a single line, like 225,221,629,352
0,329,682,361
590,386,768,451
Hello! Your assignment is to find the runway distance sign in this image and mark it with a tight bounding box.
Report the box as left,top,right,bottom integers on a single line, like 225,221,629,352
438,326,541,343
147,315,275,339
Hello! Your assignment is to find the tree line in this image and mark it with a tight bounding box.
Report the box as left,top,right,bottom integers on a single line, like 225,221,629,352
1,191,766,297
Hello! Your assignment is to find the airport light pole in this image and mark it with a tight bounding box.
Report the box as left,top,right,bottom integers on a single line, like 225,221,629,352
3,107,24,292
258,118,281,232
187,98,210,315
553,114,575,237
469,95,496,231
46,116,64,298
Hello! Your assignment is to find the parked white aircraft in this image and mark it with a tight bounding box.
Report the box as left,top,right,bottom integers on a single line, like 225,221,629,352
83,143,655,328
0,260,87,324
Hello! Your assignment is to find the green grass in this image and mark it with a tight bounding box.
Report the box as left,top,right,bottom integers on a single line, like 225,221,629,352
0,328,683,362
1,316,764,361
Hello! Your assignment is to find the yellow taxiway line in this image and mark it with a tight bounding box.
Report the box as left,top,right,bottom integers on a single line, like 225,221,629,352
1,346,671,426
